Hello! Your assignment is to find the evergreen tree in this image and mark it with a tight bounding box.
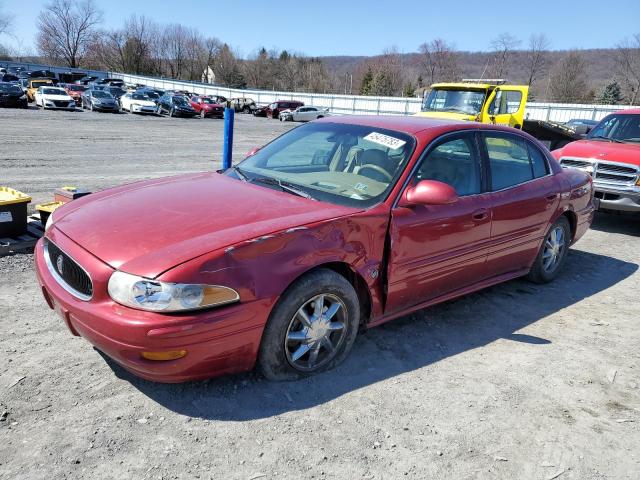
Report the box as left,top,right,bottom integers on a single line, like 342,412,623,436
360,67,373,95
597,81,623,104
403,82,416,97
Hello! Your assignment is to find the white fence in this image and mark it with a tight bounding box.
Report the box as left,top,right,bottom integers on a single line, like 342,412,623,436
113,72,639,123
4,60,637,122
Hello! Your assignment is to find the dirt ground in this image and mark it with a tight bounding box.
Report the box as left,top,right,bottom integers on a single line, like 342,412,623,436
1,108,639,480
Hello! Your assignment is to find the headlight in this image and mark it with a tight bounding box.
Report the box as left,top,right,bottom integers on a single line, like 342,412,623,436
107,271,239,312
20,94,26,99
44,212,55,232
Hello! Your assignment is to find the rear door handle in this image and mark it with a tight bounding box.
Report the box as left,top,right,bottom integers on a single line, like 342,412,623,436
472,208,488,221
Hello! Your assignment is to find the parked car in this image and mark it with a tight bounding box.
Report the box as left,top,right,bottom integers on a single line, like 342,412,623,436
0,73,19,83
29,70,56,79
553,109,640,214
190,96,225,118
120,92,157,114
136,88,164,104
266,100,304,119
97,78,125,87
26,78,55,102
36,116,594,383
253,105,269,117
103,86,127,104
63,83,86,105
280,106,330,122
156,93,197,117
77,76,99,85
229,97,256,113
0,82,28,108
81,89,120,112
565,119,599,132
34,86,76,110
18,78,29,94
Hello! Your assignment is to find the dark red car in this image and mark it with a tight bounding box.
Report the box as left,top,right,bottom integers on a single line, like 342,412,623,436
35,117,594,383
190,96,225,118
63,83,87,105
266,100,304,119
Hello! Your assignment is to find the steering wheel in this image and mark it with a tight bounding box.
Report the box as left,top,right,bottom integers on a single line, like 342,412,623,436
359,164,393,182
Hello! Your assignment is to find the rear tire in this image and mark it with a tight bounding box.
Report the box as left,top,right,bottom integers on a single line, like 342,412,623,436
527,216,571,284
258,268,360,381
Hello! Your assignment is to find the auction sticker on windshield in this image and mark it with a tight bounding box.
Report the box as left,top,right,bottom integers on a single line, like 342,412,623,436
364,132,406,150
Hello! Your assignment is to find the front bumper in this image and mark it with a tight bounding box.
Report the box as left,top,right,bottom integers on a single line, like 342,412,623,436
131,104,156,114
34,231,270,382
44,102,76,110
593,185,640,213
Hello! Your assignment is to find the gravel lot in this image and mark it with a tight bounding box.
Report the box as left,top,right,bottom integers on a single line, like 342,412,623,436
1,108,639,480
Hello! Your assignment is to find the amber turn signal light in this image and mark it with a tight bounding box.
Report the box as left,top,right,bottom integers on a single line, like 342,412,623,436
141,350,187,361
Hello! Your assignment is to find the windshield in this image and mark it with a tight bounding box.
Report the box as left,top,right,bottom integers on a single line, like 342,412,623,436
143,91,159,99
229,122,416,208
422,88,485,115
93,91,112,99
587,114,640,143
42,88,65,95
201,97,217,104
0,84,22,93
31,81,51,88
66,85,85,92
173,96,188,105
131,93,149,100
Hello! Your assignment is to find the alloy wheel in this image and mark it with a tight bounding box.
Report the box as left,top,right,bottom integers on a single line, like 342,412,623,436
284,293,348,372
542,226,566,273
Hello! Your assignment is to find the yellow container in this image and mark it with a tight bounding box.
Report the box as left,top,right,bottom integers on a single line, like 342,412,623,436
36,201,64,225
0,187,32,237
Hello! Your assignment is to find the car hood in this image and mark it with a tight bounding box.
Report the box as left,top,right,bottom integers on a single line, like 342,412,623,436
53,172,358,278
42,94,73,101
554,139,640,167
132,100,156,106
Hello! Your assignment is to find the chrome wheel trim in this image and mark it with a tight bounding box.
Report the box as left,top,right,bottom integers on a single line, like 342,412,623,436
284,293,347,372
542,226,566,273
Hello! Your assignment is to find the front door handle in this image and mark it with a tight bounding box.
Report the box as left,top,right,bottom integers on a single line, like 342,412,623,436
472,208,488,221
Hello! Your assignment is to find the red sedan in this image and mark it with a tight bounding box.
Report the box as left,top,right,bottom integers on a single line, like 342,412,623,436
190,96,225,118
35,117,595,382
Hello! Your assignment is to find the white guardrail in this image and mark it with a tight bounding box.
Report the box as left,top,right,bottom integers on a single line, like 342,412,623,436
4,60,638,122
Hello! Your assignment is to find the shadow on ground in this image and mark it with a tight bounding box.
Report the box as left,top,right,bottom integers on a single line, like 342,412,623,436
101,247,637,421
590,211,639,236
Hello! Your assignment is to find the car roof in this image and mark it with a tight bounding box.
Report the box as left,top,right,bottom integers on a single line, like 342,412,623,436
610,108,640,115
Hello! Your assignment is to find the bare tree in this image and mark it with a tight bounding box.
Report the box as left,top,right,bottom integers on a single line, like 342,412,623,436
488,33,521,79
614,33,640,105
549,51,589,103
93,16,158,74
418,38,459,85
0,3,14,37
525,33,551,86
36,0,102,68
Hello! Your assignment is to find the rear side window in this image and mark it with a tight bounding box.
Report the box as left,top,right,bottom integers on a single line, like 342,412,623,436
484,133,547,190
528,144,549,178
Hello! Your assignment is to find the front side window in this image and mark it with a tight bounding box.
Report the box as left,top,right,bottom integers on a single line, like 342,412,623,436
231,122,416,208
415,135,481,196
484,133,542,190
489,90,523,115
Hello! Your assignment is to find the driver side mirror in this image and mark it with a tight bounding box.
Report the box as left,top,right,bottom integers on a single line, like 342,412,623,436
399,180,458,207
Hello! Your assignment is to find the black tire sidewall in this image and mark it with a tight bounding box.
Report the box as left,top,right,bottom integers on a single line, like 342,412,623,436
258,268,360,381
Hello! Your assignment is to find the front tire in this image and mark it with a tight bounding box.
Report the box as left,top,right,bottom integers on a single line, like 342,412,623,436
258,268,360,381
527,216,570,284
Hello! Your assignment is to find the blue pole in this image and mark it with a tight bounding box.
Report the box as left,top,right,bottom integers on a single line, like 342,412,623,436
222,107,234,170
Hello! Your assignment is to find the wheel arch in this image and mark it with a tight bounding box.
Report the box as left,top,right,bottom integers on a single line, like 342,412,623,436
279,261,373,326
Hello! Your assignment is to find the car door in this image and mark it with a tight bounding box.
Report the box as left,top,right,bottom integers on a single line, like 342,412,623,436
386,132,493,314
482,87,527,128
481,131,561,277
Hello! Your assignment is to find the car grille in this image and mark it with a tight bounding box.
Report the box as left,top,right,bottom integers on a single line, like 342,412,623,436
53,100,72,107
559,157,639,187
45,240,93,299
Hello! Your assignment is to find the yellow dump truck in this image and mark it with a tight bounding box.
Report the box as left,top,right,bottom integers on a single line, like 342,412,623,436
26,78,55,102
416,80,586,149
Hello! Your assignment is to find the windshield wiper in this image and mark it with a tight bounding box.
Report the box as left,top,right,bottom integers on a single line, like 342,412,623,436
590,135,624,143
229,165,249,181
250,176,315,200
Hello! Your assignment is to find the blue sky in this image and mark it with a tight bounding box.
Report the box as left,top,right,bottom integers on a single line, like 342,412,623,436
1,0,639,57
